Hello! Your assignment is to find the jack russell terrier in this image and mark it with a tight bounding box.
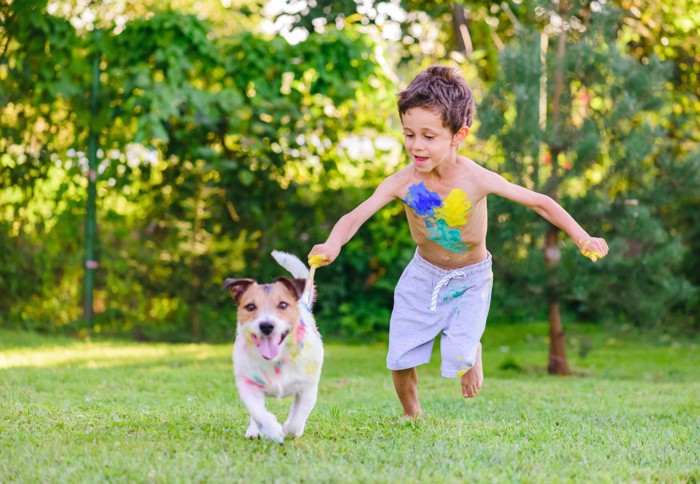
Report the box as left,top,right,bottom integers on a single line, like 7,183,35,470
223,251,323,444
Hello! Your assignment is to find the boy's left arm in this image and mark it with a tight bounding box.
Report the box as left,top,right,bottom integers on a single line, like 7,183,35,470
485,171,609,261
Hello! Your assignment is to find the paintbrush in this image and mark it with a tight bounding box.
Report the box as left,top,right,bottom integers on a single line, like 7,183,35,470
304,254,328,307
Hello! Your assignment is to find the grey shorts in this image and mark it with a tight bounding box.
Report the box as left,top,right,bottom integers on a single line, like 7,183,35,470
387,250,493,378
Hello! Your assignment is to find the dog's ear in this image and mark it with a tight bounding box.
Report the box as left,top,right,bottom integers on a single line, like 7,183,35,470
275,277,306,300
223,278,256,303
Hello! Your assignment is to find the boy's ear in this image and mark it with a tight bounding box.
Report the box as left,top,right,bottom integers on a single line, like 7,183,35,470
452,126,469,145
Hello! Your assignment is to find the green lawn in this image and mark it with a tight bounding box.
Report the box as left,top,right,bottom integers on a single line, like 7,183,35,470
1,323,698,482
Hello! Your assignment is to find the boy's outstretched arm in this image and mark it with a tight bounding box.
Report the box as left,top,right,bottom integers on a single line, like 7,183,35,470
484,170,609,261
308,177,398,267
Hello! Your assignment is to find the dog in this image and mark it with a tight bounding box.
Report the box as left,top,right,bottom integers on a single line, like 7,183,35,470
223,251,323,444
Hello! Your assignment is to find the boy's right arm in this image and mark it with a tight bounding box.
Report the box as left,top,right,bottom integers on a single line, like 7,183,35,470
308,176,400,267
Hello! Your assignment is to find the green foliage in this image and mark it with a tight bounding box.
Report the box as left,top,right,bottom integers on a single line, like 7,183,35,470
1,4,399,340
477,2,699,329
1,0,698,340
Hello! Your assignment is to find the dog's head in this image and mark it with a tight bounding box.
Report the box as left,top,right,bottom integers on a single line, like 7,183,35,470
223,277,306,361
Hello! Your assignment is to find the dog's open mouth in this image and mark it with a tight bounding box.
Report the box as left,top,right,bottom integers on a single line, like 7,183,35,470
251,330,290,360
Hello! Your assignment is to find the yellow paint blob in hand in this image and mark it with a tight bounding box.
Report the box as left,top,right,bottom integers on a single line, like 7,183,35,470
578,239,603,262
308,254,329,267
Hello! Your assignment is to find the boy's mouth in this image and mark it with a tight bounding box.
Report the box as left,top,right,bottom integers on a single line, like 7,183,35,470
414,156,429,164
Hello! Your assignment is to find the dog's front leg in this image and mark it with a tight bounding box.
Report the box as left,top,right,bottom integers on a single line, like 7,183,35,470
283,385,319,438
238,385,285,444
245,416,259,439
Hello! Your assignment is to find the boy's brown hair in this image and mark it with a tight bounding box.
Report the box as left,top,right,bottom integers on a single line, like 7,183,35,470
397,65,475,133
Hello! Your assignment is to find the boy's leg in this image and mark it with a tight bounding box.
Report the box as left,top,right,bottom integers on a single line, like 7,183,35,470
460,342,483,398
391,368,422,418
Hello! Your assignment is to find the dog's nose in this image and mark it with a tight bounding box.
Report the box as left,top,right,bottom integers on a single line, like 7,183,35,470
259,322,274,335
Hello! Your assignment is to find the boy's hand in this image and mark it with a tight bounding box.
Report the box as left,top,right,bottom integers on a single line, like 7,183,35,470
308,243,339,267
577,237,609,262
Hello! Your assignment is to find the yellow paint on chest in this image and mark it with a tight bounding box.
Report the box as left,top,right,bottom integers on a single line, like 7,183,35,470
433,189,472,227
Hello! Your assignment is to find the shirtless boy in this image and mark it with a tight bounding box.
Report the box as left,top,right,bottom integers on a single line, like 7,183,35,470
308,65,608,418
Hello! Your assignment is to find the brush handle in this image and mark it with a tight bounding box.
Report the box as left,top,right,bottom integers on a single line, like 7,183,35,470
304,265,317,306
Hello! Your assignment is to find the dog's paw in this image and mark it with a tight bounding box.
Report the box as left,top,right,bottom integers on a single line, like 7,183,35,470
245,421,261,439
261,422,285,444
283,421,305,438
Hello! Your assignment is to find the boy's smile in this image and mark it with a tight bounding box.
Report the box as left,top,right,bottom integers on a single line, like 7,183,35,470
401,107,467,173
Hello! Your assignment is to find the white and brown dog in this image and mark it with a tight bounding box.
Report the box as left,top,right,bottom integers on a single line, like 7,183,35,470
223,251,323,444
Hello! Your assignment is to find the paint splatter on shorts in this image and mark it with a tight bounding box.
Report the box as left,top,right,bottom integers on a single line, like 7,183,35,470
387,249,493,378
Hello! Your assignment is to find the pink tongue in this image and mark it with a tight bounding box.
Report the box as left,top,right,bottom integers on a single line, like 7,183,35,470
258,336,280,360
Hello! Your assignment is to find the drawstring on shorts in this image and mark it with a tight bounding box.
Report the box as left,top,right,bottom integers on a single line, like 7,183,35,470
430,272,467,311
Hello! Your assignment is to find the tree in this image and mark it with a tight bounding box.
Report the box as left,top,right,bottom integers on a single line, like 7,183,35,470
0,1,398,340
477,1,682,372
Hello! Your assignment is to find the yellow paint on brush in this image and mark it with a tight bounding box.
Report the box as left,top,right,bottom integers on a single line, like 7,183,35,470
434,189,471,227
578,239,603,262
308,254,329,267
581,249,602,262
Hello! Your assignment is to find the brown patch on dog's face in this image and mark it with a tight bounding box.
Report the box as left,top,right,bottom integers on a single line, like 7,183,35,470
229,279,305,360
223,278,256,303
235,281,301,325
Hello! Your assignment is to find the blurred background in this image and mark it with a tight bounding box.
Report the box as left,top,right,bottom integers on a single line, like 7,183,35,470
1,0,698,344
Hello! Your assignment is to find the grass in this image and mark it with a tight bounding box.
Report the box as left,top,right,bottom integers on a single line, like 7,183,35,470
1,322,699,483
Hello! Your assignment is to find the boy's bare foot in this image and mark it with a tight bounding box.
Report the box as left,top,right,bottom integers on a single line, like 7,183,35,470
401,409,423,421
392,368,423,419
460,342,484,398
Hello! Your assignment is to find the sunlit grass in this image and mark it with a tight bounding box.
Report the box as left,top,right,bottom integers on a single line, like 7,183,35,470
0,341,222,369
1,323,699,482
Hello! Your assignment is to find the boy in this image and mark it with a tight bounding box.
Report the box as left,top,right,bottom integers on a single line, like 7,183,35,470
308,65,608,418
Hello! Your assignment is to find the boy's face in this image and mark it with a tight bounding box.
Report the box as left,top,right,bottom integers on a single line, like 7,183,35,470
401,107,468,173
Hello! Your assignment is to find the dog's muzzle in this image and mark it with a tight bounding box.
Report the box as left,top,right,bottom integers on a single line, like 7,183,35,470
251,321,290,360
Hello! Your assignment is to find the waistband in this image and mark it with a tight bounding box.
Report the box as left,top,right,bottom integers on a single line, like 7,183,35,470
413,249,492,279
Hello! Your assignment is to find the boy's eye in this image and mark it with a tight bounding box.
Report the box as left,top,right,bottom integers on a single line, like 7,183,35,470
404,133,414,138
424,136,434,140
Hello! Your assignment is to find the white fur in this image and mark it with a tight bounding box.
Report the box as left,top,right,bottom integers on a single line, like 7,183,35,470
271,250,309,279
231,252,323,444
271,249,316,307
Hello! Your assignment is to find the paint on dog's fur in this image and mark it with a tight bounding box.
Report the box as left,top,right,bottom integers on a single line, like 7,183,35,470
227,252,324,443
242,375,266,389
403,182,472,253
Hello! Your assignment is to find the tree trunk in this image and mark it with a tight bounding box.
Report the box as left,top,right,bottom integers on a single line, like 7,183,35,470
191,170,202,342
543,1,570,375
545,225,569,375
451,3,473,57
83,29,101,322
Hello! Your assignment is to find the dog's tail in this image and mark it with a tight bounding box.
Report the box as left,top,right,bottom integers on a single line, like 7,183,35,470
271,250,309,278
271,251,314,307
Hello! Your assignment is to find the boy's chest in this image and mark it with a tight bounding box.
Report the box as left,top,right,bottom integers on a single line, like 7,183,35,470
400,180,483,219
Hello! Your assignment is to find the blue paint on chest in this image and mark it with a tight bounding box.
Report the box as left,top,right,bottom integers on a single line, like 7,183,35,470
403,182,472,254
404,182,443,217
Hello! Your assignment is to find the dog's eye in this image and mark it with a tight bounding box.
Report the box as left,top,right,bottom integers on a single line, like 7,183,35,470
278,301,289,310
245,303,256,312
